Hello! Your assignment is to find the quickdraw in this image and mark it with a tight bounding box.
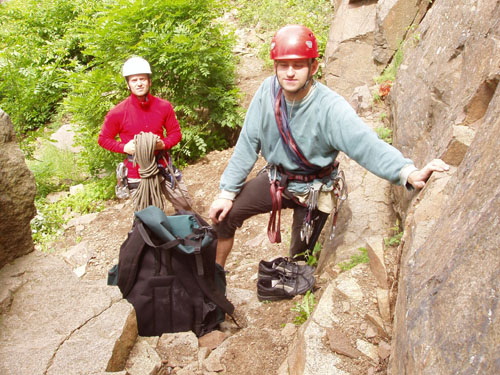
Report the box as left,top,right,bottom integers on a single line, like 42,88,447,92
115,162,130,199
329,169,348,240
300,181,323,244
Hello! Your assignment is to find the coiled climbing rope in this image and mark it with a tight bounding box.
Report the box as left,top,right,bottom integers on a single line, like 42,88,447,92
131,132,167,212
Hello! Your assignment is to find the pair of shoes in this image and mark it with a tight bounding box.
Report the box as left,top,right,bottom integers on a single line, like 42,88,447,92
258,257,315,280
257,257,315,301
257,274,315,301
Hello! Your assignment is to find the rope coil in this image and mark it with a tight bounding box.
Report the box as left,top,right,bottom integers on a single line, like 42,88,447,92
132,132,167,212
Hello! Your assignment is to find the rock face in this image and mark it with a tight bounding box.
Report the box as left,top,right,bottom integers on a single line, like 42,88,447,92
388,0,500,374
0,108,36,268
325,0,433,99
324,0,382,99
373,0,429,64
0,251,136,375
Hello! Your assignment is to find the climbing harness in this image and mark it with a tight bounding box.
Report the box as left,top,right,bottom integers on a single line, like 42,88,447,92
127,147,182,191
267,77,348,245
123,131,195,215
266,163,344,245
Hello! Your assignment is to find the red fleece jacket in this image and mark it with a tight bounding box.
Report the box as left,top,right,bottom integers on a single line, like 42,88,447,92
98,93,182,179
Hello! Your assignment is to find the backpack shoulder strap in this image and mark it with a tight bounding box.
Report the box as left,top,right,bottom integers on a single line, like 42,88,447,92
195,274,235,316
117,223,147,297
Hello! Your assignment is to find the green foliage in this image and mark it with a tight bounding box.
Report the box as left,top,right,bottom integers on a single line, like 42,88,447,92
171,122,230,167
235,0,334,68
294,242,322,267
291,290,316,325
375,125,393,144
338,247,369,272
0,0,89,155
1,0,243,171
26,128,115,250
63,0,242,173
64,68,126,175
27,141,89,199
31,199,68,250
385,221,403,247
65,178,115,213
372,91,382,103
31,176,115,251
374,41,405,84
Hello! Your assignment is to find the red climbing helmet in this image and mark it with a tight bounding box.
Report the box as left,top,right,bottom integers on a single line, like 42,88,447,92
270,25,319,60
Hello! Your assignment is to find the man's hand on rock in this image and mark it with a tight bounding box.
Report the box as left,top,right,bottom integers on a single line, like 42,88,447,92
408,159,450,189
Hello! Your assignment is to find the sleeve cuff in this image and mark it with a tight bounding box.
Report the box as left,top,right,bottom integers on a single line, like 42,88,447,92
219,190,237,201
399,164,419,190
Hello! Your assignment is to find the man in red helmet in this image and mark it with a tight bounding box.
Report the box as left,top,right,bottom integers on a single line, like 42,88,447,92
98,56,192,212
209,25,448,300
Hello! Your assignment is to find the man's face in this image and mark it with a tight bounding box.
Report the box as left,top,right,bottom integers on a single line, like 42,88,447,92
274,59,318,96
127,74,151,98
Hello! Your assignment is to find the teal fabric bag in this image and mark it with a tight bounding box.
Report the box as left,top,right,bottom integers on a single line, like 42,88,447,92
135,206,214,255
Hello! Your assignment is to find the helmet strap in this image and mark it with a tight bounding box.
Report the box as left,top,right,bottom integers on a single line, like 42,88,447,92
301,60,313,91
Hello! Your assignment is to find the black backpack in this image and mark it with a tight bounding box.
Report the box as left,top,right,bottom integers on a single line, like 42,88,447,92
116,206,234,337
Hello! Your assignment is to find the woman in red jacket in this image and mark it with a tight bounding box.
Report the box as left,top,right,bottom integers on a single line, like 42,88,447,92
98,56,192,212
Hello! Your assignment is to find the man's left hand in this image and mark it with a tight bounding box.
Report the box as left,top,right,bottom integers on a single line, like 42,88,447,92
408,159,450,189
155,139,165,150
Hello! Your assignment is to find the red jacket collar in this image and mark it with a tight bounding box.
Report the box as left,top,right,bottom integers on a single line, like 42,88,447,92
130,93,153,110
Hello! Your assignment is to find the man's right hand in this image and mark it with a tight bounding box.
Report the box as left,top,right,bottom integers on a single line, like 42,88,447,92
124,140,135,155
209,198,233,224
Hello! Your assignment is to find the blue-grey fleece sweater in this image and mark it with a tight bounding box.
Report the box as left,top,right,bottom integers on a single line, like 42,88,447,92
220,76,415,196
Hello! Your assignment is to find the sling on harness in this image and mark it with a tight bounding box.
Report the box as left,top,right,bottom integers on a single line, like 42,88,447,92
268,77,347,246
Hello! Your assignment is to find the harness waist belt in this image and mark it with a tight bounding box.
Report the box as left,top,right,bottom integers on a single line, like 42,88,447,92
278,160,339,183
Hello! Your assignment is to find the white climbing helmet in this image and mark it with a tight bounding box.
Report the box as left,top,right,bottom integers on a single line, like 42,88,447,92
122,56,152,77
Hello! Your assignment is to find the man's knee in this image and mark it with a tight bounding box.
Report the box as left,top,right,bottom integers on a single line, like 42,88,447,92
215,212,240,239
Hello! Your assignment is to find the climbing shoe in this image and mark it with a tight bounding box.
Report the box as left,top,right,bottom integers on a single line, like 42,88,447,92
258,257,315,281
257,273,315,301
